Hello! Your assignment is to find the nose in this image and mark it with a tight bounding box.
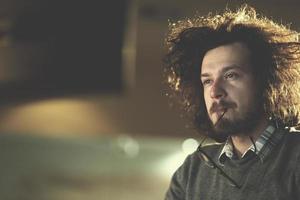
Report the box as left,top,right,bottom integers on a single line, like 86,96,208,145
210,79,226,99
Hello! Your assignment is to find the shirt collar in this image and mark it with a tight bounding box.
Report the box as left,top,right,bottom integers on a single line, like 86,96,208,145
218,123,282,164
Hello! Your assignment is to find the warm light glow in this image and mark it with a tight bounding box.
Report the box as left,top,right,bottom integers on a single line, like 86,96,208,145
0,98,117,136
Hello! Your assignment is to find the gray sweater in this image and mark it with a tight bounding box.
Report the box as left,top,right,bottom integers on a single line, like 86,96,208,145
165,129,300,200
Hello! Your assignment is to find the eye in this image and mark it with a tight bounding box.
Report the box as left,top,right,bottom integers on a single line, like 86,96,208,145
224,72,239,80
202,79,213,86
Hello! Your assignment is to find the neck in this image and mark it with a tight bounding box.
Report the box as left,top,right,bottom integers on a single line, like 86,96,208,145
230,116,269,158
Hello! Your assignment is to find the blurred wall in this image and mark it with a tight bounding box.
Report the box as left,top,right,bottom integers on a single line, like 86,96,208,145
0,0,299,139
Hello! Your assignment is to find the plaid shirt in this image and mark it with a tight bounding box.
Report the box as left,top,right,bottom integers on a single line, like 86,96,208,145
218,123,284,164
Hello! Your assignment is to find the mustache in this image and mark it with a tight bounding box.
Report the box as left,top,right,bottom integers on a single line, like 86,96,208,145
209,100,236,114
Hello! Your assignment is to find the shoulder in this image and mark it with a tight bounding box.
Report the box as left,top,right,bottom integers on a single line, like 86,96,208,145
165,143,223,200
286,130,300,192
181,143,224,169
274,128,300,159
172,143,223,179
279,129,300,171
282,128,300,146
178,142,224,174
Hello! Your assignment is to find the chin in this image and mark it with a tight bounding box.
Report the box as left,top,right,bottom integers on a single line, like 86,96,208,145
213,116,260,138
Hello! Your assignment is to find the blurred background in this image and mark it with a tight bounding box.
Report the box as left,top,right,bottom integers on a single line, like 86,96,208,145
0,0,299,199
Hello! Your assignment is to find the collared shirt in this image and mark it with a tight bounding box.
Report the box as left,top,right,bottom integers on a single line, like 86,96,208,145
218,124,283,164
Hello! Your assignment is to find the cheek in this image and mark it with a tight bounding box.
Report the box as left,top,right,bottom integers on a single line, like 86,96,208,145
232,84,256,109
203,91,211,112
242,93,257,108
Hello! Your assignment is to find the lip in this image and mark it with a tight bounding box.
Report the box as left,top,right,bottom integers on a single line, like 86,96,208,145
214,109,227,118
210,101,236,115
212,107,228,123
212,106,227,114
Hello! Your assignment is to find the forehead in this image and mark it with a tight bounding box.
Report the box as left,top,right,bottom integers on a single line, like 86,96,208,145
201,42,252,74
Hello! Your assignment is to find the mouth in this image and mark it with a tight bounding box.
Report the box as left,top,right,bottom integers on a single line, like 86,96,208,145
210,101,236,125
214,108,227,125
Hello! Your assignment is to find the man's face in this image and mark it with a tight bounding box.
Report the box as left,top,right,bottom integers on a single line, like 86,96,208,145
201,42,263,137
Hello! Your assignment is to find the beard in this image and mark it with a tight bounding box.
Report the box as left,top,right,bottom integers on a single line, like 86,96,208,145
206,100,264,143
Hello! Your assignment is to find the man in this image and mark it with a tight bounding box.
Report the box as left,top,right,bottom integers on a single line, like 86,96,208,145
164,5,300,200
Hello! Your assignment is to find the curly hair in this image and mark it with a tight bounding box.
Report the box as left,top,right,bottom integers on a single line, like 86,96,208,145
164,4,300,136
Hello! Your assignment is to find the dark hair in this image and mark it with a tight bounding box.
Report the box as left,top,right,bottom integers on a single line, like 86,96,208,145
164,5,300,135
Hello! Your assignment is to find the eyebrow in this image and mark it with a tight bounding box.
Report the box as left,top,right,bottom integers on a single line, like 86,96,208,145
200,65,244,78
